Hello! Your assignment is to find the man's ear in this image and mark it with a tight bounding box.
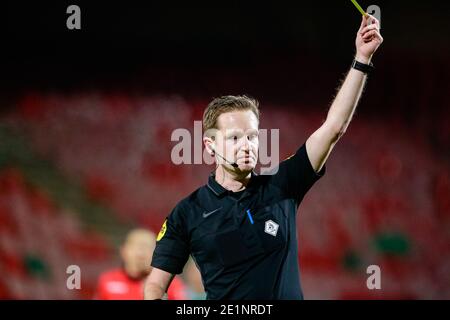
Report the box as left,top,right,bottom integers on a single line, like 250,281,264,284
203,136,215,156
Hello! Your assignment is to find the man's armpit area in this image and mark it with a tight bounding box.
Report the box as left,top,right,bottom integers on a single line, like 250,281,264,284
303,143,326,177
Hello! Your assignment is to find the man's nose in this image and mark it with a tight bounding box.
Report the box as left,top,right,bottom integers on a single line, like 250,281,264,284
136,248,149,258
240,136,251,152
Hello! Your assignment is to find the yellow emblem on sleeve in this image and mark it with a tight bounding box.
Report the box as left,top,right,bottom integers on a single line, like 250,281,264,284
157,220,167,241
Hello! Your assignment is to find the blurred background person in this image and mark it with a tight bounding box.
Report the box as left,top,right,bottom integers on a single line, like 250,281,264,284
95,228,187,300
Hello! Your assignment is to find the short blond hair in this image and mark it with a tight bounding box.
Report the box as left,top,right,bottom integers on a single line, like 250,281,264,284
202,95,260,134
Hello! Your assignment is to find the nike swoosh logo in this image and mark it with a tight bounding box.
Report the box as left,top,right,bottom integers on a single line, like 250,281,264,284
202,207,222,218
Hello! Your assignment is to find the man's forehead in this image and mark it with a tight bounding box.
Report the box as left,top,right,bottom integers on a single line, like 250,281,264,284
125,230,156,245
216,110,259,130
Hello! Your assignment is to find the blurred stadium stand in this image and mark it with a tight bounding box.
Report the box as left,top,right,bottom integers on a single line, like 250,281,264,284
0,88,448,299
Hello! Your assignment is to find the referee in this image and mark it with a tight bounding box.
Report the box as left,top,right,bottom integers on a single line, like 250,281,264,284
145,14,383,300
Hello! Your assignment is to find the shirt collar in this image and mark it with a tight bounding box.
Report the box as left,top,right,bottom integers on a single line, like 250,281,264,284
207,171,259,197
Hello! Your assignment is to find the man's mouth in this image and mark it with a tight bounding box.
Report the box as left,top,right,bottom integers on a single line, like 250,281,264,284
240,156,254,163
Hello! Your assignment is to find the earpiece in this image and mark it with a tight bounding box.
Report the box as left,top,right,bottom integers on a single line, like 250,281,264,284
210,146,237,168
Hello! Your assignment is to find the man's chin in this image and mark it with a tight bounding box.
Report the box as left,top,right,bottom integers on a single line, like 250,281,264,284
237,163,256,172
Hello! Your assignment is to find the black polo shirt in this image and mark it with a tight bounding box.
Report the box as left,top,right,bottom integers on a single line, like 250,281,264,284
152,143,325,300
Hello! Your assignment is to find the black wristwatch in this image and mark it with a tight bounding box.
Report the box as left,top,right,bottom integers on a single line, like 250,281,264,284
352,59,374,74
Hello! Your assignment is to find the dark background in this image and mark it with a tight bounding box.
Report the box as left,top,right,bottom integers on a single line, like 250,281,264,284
2,1,449,106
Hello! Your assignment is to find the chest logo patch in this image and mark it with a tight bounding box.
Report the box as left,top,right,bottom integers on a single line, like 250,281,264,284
202,207,222,218
264,220,279,237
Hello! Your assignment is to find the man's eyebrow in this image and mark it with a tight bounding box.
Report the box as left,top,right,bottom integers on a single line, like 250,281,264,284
225,129,242,135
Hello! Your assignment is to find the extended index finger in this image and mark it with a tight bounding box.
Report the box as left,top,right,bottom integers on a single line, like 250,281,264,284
358,14,369,31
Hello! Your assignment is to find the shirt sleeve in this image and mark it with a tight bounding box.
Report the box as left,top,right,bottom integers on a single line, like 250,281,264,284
151,204,190,275
268,142,326,205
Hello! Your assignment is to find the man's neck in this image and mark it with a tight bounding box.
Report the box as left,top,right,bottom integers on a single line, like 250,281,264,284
215,166,251,192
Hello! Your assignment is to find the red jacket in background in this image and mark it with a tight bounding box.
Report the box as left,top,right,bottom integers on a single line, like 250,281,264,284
95,268,187,300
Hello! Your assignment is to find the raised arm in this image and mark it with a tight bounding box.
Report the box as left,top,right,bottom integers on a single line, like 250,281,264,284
306,14,383,172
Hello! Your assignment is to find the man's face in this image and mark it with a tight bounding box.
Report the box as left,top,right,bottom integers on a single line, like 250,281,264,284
214,110,259,173
121,231,156,277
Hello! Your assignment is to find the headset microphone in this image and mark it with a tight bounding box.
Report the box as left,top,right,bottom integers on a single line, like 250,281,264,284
211,148,238,168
